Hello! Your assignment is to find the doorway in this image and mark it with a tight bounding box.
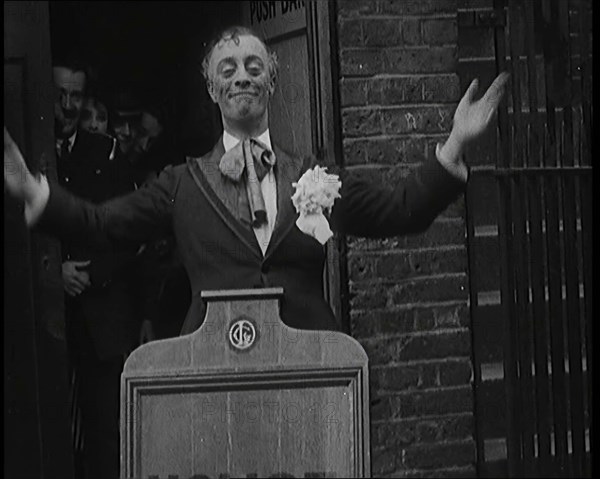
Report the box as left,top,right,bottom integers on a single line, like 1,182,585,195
49,0,345,325
43,2,345,476
49,1,242,157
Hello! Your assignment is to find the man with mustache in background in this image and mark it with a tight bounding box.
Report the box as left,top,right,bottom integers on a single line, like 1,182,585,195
52,56,139,479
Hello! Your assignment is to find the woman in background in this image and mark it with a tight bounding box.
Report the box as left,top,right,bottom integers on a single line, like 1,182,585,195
79,96,109,135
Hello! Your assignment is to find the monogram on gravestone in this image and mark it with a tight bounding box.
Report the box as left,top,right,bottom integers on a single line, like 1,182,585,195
227,316,258,352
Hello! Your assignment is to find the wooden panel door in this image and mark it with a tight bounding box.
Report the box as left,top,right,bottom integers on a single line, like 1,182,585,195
242,1,346,328
4,2,74,477
243,1,313,156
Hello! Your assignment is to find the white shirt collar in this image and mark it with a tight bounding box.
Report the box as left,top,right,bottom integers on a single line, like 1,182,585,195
222,129,272,153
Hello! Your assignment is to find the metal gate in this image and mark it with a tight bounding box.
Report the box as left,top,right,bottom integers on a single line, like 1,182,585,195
461,0,592,476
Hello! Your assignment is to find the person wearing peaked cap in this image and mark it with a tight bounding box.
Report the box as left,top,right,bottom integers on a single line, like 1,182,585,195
106,84,143,159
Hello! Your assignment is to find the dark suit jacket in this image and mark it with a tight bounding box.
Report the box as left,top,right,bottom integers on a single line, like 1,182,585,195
57,129,139,358
42,137,465,335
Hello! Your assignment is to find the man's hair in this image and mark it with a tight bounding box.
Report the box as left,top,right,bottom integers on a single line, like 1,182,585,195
52,51,89,95
52,50,88,77
201,25,278,88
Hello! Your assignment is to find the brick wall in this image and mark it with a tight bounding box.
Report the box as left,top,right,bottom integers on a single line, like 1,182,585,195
336,1,475,476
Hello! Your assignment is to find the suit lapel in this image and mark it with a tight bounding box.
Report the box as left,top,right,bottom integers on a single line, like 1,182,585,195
186,138,262,259
186,139,312,261
264,145,311,259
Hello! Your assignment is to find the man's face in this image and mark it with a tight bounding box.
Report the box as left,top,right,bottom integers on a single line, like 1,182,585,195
80,98,108,134
206,34,274,132
53,66,86,138
133,112,163,154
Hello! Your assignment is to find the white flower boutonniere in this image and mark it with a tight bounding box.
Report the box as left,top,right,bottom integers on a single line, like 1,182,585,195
291,166,342,244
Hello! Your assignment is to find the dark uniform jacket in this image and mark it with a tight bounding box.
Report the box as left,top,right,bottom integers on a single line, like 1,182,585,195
42,137,465,335
57,129,139,358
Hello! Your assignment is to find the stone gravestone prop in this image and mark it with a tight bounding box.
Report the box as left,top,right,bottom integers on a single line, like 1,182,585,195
120,288,370,478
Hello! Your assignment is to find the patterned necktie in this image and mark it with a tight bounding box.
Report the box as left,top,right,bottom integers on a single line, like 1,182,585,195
219,138,276,227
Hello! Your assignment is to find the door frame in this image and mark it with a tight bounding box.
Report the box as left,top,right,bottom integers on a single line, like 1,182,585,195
241,0,349,331
4,1,74,477
306,0,349,332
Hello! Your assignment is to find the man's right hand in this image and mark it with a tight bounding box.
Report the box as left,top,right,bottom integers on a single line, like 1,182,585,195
62,260,92,297
4,126,50,225
5,127,33,200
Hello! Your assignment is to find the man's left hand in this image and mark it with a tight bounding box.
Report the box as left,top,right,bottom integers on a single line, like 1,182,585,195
436,72,509,181
451,71,510,146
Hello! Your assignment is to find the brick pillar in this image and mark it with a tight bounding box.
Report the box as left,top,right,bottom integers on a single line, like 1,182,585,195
336,1,476,476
